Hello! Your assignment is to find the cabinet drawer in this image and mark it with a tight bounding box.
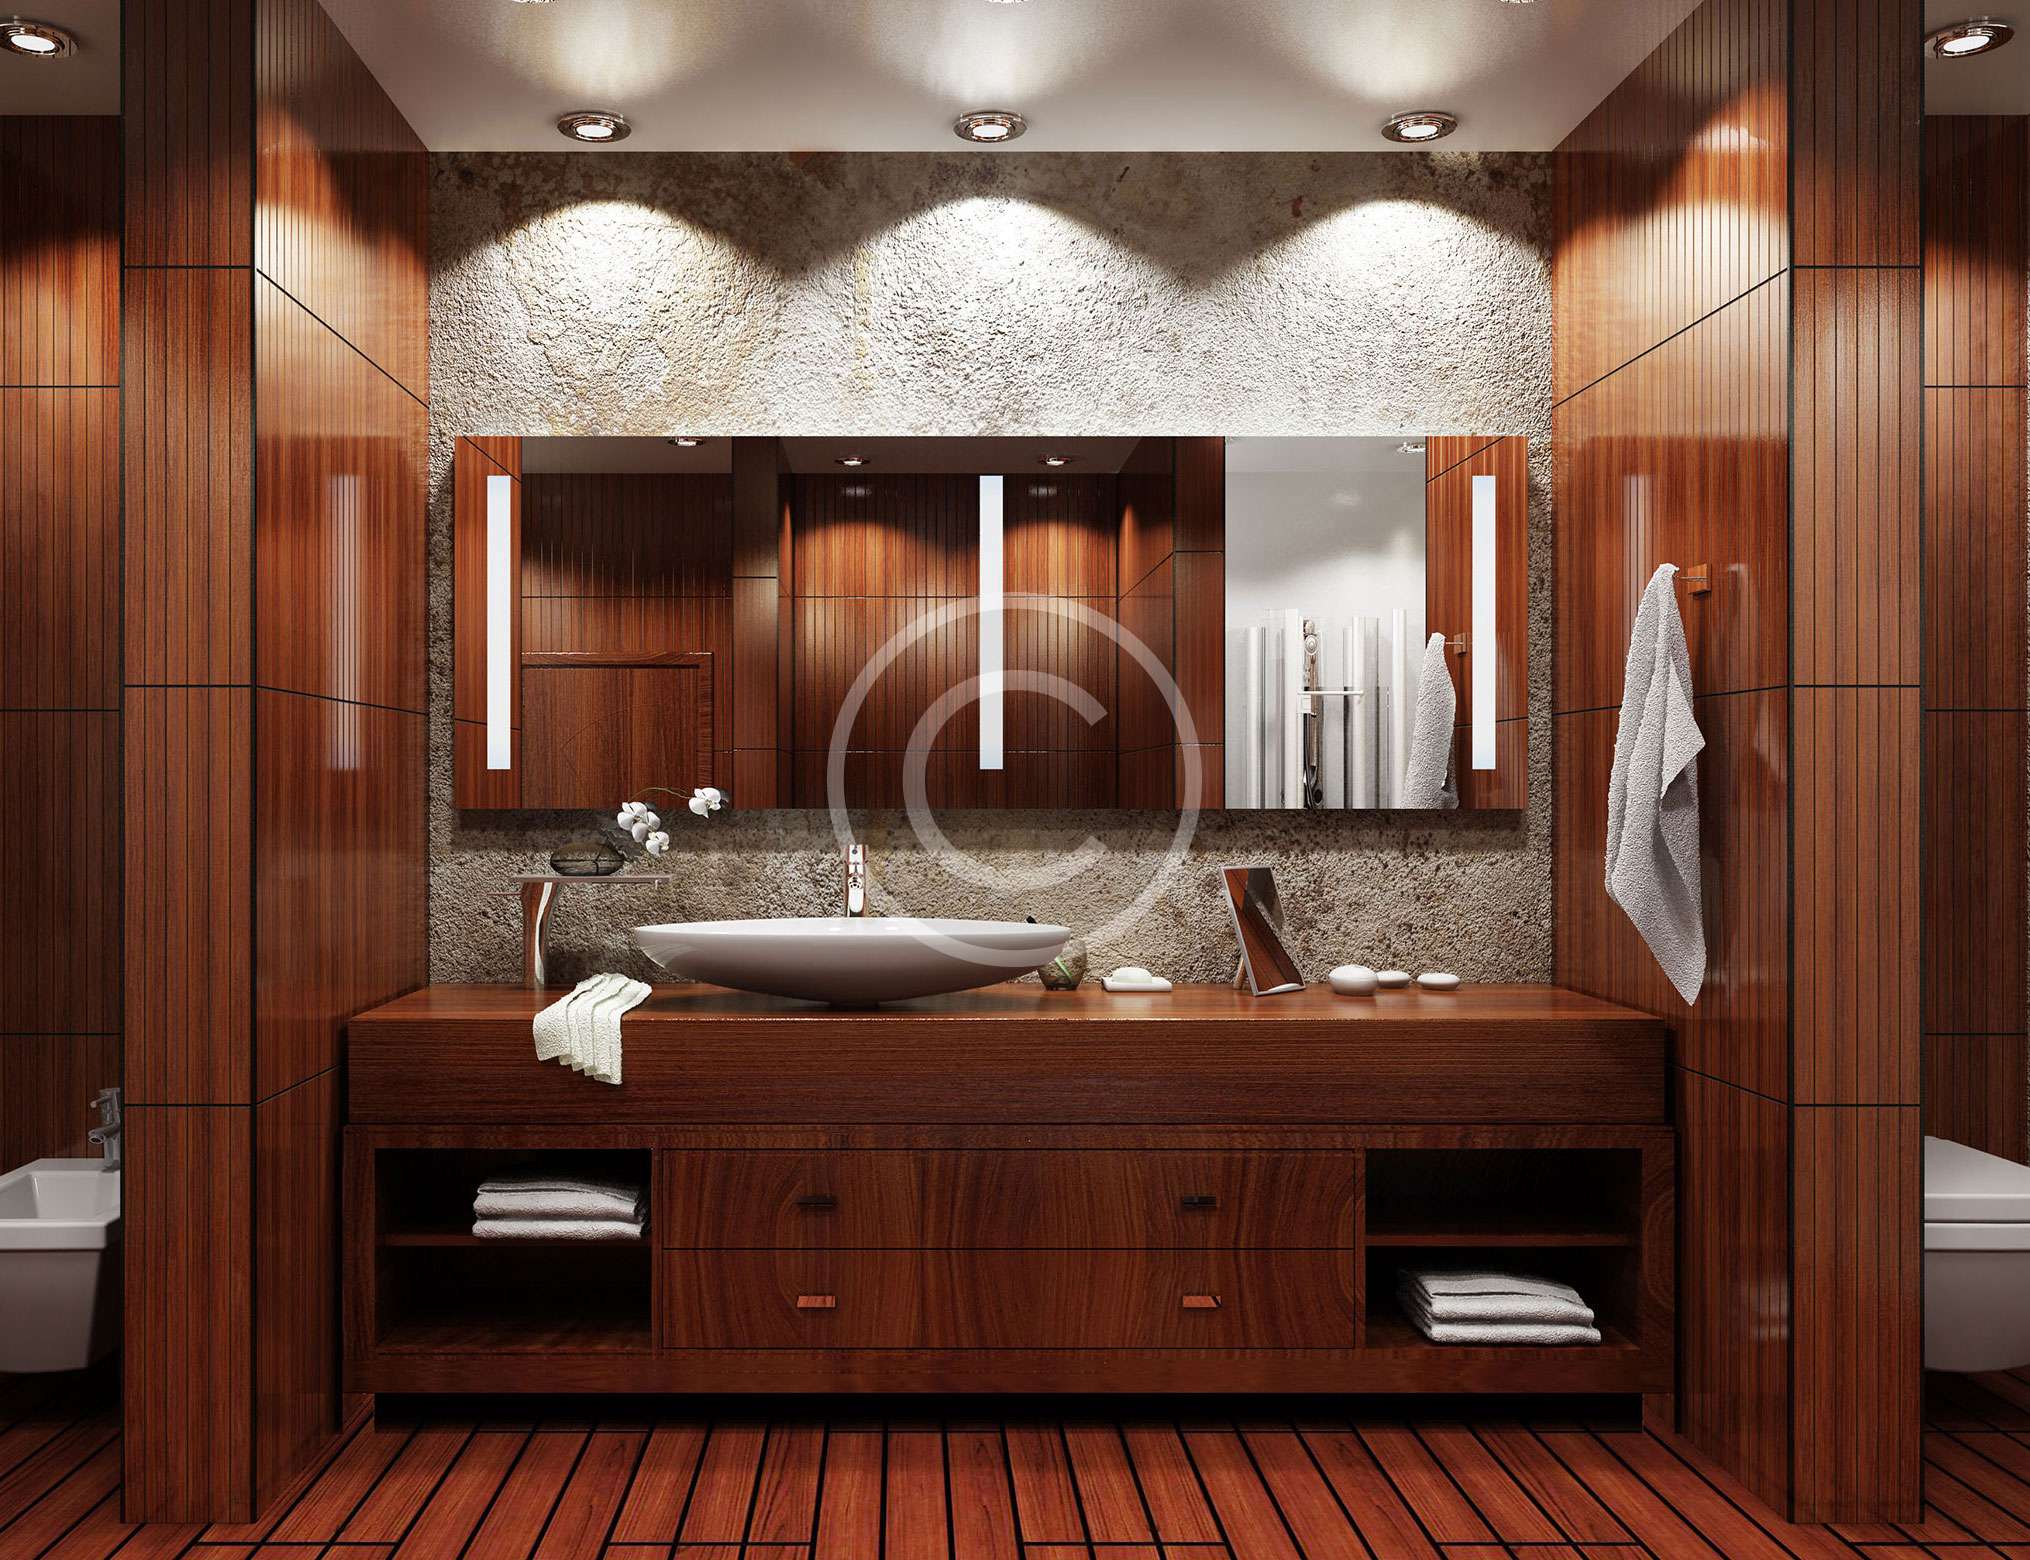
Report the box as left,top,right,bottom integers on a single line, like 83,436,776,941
659,1250,1354,1349
657,1149,1353,1248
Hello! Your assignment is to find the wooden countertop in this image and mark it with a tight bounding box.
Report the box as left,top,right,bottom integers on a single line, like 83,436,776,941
348,982,1667,1126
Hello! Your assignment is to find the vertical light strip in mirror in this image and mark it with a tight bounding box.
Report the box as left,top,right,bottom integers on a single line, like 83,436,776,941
978,475,1005,770
485,473,514,770
1470,473,1496,769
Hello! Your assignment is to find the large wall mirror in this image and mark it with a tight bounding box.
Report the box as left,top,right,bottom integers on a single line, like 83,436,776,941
452,434,1527,813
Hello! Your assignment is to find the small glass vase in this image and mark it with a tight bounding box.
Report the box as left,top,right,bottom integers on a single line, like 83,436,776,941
1038,936,1089,991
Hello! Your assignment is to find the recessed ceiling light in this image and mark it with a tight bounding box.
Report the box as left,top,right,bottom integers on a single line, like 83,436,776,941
557,110,631,144
1928,17,2013,56
1039,454,1073,467
955,110,1027,144
665,436,705,447
1397,440,1426,455
1,18,77,57
835,454,869,468
1382,111,1458,144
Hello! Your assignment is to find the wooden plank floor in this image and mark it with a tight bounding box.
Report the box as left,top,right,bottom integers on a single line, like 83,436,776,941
6,1375,2030,1560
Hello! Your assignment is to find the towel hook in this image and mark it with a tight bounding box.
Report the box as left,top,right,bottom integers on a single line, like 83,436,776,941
1678,564,1712,596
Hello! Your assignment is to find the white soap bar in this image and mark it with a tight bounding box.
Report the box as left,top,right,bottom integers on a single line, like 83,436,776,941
1102,967,1173,993
1417,971,1461,991
1375,969,1412,989
1328,964,1378,995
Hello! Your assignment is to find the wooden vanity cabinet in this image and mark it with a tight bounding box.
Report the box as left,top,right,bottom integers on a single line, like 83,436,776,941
344,985,1673,1398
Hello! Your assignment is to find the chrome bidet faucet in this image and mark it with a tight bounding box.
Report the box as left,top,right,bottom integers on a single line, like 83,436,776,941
87,1087,122,1171
845,843,869,917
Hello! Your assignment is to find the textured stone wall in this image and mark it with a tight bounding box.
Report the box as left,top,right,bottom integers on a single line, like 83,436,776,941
428,151,1555,987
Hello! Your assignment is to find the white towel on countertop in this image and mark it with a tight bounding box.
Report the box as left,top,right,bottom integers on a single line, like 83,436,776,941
1399,1283,1596,1327
1405,1270,1589,1307
1398,633,1458,810
533,973,650,1086
1606,564,1706,1004
471,1215,644,1242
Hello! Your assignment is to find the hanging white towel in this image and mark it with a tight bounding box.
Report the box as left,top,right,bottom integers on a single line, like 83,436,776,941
1606,563,1706,1004
1398,633,1458,810
532,973,651,1086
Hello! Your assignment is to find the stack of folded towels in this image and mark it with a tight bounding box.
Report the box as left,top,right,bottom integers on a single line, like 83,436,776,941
471,1170,646,1241
1398,1269,1601,1345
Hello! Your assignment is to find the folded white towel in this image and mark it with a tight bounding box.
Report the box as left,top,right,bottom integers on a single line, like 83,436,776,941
474,1188,644,1222
1606,563,1706,1004
471,1216,644,1241
1405,1270,1588,1306
1401,1306,1603,1347
533,973,650,1086
1398,633,1458,809
1398,1281,1595,1326
477,1172,642,1199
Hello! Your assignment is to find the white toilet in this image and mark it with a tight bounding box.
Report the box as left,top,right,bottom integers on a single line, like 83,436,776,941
1926,1135,2030,1372
0,1158,123,1373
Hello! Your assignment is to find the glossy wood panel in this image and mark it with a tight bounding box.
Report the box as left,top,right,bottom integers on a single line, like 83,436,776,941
123,689,253,1104
0,713,120,1037
1173,436,1224,554
520,654,714,808
1675,1073,1789,1516
1554,694,1789,1099
1790,0,1921,267
1792,687,1920,1105
1923,711,2026,1036
0,1033,120,1169
1791,266,1921,688
1117,438,1176,594
1790,1105,1922,1523
124,1105,254,1523
253,1072,341,1517
1426,435,1528,726
255,278,428,713
123,268,255,686
1552,277,1790,715
1925,389,2027,710
0,117,120,388
731,436,783,579
1924,1034,2029,1162
451,438,521,808
254,690,427,1098
0,390,118,709
1924,117,2028,389
254,0,428,399
522,474,733,597
124,0,253,267
1551,0,1788,401
793,474,977,595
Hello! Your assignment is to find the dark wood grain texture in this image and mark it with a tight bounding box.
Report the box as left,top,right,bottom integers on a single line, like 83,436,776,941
124,0,253,267
519,652,714,808
1924,117,2028,390
347,982,1668,1126
1790,0,1921,267
0,117,120,388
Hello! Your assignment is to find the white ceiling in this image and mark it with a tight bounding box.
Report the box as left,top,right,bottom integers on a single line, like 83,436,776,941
7,0,2024,149
1925,3,2030,112
313,0,1712,152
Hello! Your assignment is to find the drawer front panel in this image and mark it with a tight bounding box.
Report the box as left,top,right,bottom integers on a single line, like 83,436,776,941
659,1250,1356,1349
657,1149,1354,1248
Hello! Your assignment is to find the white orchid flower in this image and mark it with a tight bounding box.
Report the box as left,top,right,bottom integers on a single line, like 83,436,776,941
644,830,672,856
687,794,712,818
630,821,651,842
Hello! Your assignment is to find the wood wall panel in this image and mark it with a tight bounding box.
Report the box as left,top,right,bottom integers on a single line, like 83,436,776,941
522,474,733,598
1924,389,2027,709
0,1033,121,1169
1551,0,1788,401
1790,1106,1922,1523
1676,1072,1789,1515
0,117,120,387
1,389,119,709
124,0,254,267
1924,1035,2029,1162
123,1106,255,1523
1551,278,1790,715
0,713,120,1036
732,437,783,579
1924,118,2027,390
1791,688,1920,1105
1004,476,1117,595
255,277,429,713
1790,0,1921,267
252,1071,342,1515
1173,437,1224,554
1005,598,1118,754
1923,712,2026,1038
254,0,429,399
254,690,428,1099
1426,436,1529,732
123,689,254,1104
1791,267,1921,687
793,475,977,595
789,750,1119,811
123,268,255,686
520,655,714,808
793,598,978,755
1117,439,1176,597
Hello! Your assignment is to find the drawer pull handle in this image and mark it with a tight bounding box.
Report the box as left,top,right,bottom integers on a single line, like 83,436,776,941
1180,1194,1220,1210
1182,1293,1223,1311
795,1194,839,1210
795,1293,838,1310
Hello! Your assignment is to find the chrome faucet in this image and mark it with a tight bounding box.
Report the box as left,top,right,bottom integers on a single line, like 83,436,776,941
87,1087,122,1171
845,843,869,917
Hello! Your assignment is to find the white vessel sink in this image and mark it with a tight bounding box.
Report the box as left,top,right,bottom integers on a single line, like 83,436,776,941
633,917,1071,1006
